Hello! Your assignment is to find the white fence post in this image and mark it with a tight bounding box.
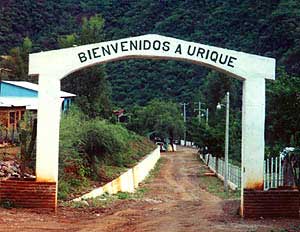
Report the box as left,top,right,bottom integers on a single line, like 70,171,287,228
268,159,272,188
263,156,284,190
279,156,282,186
275,157,278,187
264,160,266,190
273,157,276,188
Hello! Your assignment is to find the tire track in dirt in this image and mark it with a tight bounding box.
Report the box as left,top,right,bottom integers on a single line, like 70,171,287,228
79,147,239,232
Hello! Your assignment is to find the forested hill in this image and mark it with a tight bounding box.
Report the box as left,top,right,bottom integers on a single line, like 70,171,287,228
0,0,299,106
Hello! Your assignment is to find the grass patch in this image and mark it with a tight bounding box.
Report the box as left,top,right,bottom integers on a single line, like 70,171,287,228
97,165,128,181
198,160,240,199
268,226,300,232
115,187,148,200
143,158,163,184
63,187,150,208
58,176,90,200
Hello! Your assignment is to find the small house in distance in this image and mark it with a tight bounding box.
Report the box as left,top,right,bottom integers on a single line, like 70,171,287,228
112,109,130,123
0,81,75,142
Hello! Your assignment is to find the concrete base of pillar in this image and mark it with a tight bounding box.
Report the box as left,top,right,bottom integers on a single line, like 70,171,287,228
243,188,299,218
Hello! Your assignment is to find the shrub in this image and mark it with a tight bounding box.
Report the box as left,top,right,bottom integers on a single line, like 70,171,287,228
81,120,131,166
59,106,88,180
17,111,37,176
58,107,155,200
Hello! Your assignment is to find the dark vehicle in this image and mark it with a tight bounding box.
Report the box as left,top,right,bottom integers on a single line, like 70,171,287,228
155,142,166,152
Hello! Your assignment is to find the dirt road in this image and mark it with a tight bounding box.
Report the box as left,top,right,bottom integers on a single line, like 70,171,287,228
0,147,299,231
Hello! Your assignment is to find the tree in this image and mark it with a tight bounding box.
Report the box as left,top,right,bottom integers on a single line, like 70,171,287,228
266,68,300,148
128,99,184,145
60,15,112,118
0,37,33,82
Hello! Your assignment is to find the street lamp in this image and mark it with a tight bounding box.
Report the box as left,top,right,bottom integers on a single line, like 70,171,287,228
217,92,230,193
194,101,209,126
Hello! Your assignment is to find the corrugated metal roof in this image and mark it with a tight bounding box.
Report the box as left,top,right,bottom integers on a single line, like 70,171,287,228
0,97,64,110
2,81,76,97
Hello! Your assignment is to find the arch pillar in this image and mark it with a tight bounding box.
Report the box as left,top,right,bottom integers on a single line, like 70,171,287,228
36,76,61,183
35,76,61,208
240,77,265,216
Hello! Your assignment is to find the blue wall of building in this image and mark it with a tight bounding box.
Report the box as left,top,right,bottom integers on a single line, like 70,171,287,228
0,82,37,97
62,98,72,112
0,82,73,112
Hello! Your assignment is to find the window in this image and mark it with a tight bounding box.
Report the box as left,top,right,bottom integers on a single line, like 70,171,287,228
16,111,19,122
9,112,15,124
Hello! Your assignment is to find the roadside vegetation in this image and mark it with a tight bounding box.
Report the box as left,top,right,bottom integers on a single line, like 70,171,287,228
58,106,155,200
64,158,163,208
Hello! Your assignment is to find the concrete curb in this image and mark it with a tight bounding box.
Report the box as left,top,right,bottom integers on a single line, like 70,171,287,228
73,147,160,201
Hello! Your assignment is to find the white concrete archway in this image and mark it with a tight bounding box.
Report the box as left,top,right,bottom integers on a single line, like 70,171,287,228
28,34,275,214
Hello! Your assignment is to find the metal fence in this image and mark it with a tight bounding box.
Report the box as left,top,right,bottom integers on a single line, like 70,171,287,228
264,156,283,189
199,153,241,189
200,153,284,190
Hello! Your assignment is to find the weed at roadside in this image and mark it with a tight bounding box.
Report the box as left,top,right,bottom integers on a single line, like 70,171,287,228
0,199,14,209
198,161,240,199
143,158,163,184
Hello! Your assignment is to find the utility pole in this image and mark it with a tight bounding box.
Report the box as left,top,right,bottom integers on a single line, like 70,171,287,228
194,101,202,124
181,103,188,146
198,102,201,124
216,92,230,193
194,102,209,126
183,103,187,146
206,108,209,126
224,92,230,193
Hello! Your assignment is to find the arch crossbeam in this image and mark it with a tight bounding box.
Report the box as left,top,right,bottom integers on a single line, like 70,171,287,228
29,34,275,80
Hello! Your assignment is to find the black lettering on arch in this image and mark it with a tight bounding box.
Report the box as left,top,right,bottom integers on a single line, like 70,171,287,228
228,56,237,68
110,43,118,53
175,44,182,54
78,52,87,63
187,45,196,56
210,51,218,63
153,40,161,50
143,40,151,50
196,47,205,58
121,41,129,52
92,47,101,58
219,54,228,65
129,40,138,51
162,41,170,51
101,45,111,56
